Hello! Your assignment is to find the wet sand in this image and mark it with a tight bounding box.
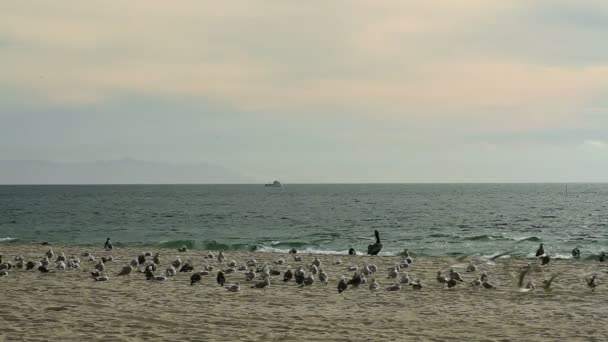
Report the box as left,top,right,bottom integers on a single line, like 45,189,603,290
1,244,607,341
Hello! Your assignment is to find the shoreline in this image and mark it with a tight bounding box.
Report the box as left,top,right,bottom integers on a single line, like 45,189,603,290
1,243,607,341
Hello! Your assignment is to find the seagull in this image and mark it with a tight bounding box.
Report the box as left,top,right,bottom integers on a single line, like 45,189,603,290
388,266,399,279
411,280,423,290
294,255,303,262
0,270,7,277
337,276,348,294
82,251,91,257
295,268,305,286
246,259,257,267
386,283,402,291
362,265,372,276
178,245,187,253
166,265,177,276
347,272,362,288
347,265,358,272
172,256,181,269
56,261,66,271
368,264,378,273
319,269,328,285
274,258,285,265
95,260,105,272
436,271,448,284
217,271,226,286
525,280,536,291
449,269,464,282
226,282,240,292
587,275,599,291
369,277,380,291
283,269,293,282
179,263,194,272
543,273,559,292
536,243,545,257
333,258,342,265
153,253,160,265
130,259,139,267
218,250,225,262
104,238,113,250
190,273,202,286
447,278,458,288
45,248,54,259
56,253,66,263
251,277,270,292
137,254,146,265
144,251,152,257
228,260,237,267
309,264,318,275
482,279,496,289
300,273,315,287
402,249,413,264
26,261,37,270
399,273,412,285
117,265,133,276
312,257,321,268
94,275,109,282
471,277,482,287
466,263,476,273
206,251,214,259
270,269,281,276
245,268,256,281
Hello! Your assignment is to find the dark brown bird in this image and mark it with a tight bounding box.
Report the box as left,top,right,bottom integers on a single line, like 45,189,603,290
217,271,226,286
190,273,202,286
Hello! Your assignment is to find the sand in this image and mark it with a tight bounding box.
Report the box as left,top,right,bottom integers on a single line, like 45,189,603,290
1,244,607,342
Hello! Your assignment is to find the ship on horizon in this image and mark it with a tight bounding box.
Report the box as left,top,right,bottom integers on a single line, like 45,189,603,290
265,180,282,187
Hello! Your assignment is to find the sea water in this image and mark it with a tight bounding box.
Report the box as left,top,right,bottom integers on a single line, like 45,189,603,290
1,184,607,258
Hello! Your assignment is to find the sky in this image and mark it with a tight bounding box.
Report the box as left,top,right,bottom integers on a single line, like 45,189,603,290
1,1,608,183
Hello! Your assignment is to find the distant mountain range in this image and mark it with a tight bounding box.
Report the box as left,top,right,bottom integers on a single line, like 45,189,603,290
0,159,255,184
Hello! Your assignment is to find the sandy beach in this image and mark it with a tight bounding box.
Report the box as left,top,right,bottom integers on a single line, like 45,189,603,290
1,244,607,342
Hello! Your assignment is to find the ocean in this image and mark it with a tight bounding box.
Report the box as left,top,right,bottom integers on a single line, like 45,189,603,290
1,184,607,259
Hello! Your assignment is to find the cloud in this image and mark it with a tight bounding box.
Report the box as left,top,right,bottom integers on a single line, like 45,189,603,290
1,0,607,132
582,140,608,149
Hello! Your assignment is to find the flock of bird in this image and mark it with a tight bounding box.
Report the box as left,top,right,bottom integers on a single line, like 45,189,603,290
0,241,604,295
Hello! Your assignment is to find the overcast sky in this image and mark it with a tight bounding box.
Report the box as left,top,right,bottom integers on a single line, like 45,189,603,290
1,1,607,183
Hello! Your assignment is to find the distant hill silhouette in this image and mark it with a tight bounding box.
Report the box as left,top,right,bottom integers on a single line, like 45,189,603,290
0,159,255,184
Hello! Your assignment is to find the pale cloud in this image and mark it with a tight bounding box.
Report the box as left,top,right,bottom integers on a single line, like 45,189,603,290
1,1,608,132
582,140,608,149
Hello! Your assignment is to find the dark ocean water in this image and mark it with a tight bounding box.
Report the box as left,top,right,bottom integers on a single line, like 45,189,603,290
1,184,607,258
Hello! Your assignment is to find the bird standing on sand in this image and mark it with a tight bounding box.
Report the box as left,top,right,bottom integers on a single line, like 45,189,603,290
178,245,187,253
436,271,448,284
388,266,399,279
282,269,293,282
536,243,545,257
370,277,380,291
166,265,177,276
251,278,270,292
217,271,226,287
137,254,146,265
117,265,133,276
386,283,401,291
300,273,315,287
400,273,412,285
319,269,328,285
449,269,464,282
348,272,362,288
337,276,348,294
245,268,256,282
104,238,113,250
226,282,240,292
467,263,476,273
172,256,181,269
190,273,202,286
153,253,160,265
367,230,383,256
218,250,225,262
